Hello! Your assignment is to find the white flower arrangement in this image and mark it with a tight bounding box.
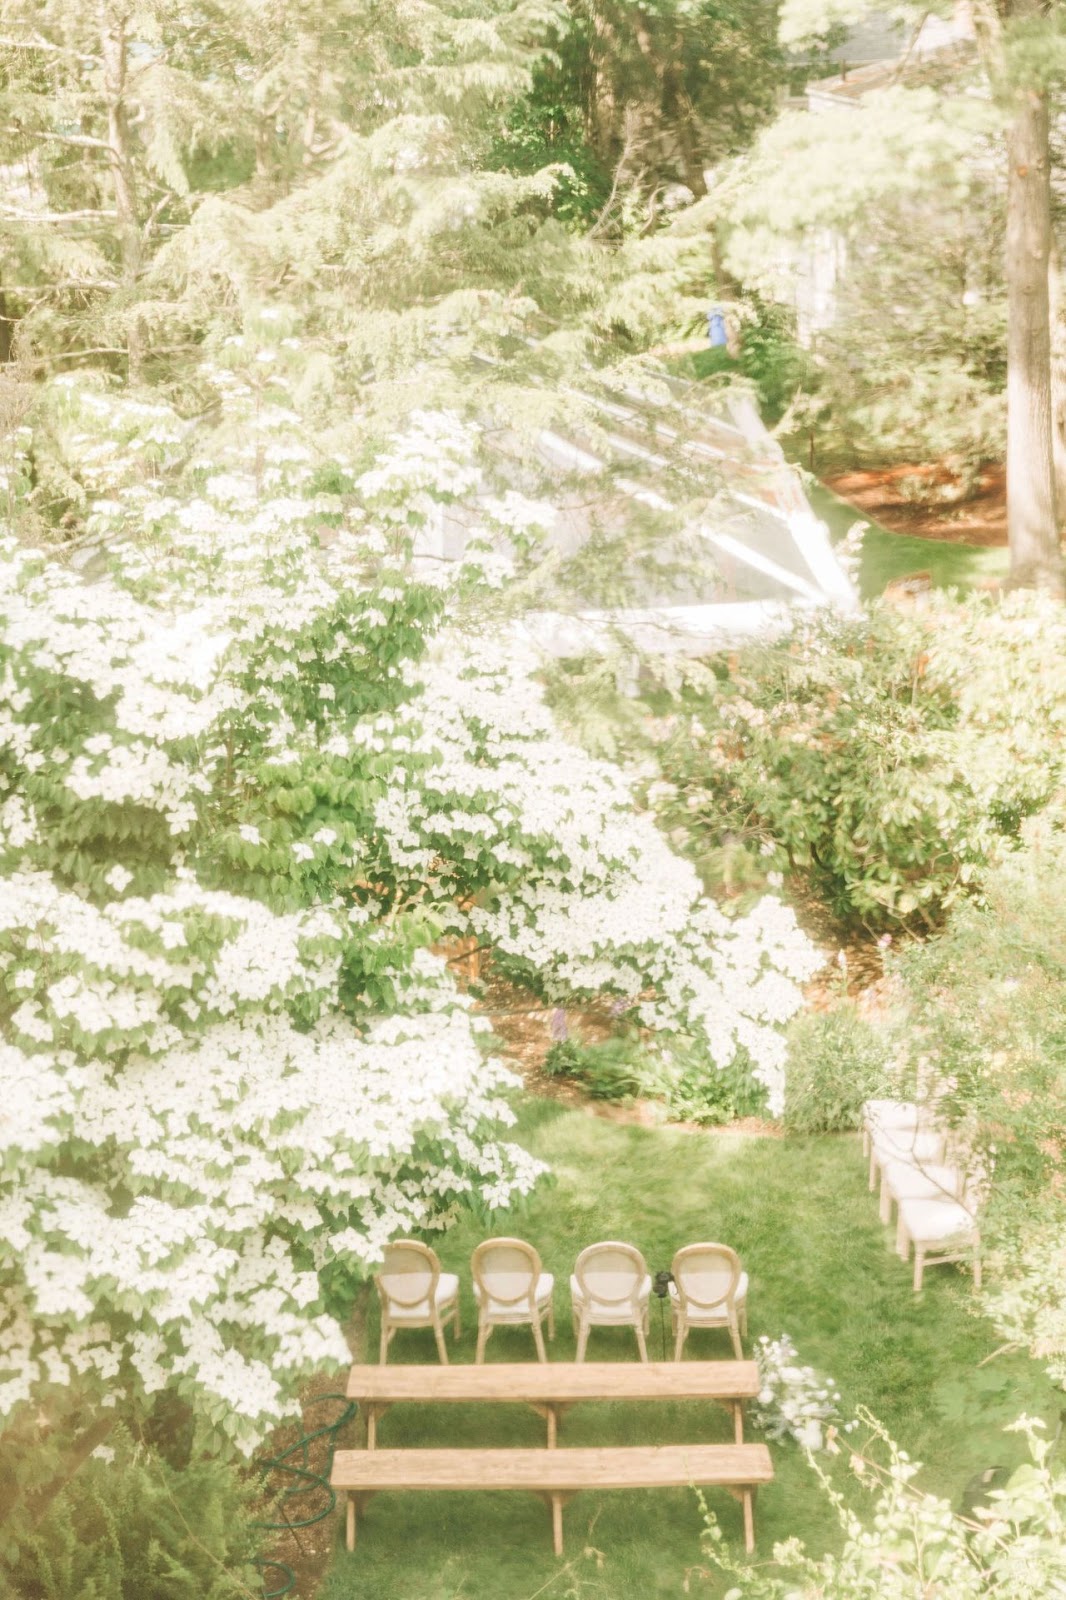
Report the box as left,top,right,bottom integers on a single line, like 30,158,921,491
750,1334,843,1452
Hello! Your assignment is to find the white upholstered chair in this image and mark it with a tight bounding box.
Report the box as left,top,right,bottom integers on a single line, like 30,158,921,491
472,1237,555,1363
868,1121,945,1193
669,1243,749,1360
878,1156,963,1224
376,1240,460,1364
895,1184,983,1292
570,1241,651,1362
861,1099,920,1158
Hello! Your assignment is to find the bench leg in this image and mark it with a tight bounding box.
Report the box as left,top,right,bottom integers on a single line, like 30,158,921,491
547,1406,557,1448
346,1493,356,1552
551,1494,564,1557
366,1406,377,1450
743,1489,754,1554
733,1401,744,1445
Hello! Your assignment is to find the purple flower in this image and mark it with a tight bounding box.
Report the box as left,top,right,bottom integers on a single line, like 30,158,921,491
549,1008,568,1042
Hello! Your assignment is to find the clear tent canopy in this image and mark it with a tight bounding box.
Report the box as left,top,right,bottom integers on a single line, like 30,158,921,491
416,343,858,657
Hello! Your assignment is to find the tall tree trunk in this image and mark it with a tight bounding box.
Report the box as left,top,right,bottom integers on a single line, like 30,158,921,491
0,291,13,364
1005,71,1064,590
585,4,621,165
661,67,707,199
1049,243,1066,528
101,14,143,375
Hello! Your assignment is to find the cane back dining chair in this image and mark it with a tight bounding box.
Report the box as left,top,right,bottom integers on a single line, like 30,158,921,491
669,1243,748,1360
376,1240,460,1364
471,1237,555,1363
570,1241,651,1362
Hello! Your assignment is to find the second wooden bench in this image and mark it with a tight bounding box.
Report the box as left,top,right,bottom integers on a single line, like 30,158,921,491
332,1441,774,1555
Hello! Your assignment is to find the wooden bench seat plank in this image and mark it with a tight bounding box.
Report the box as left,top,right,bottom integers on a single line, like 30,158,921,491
346,1360,760,1403
333,1443,772,1491
348,1360,760,1446
333,1443,773,1556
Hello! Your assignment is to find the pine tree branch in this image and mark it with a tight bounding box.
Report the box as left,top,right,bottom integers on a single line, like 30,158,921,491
3,125,110,150
0,207,118,223
0,35,102,67
0,278,119,293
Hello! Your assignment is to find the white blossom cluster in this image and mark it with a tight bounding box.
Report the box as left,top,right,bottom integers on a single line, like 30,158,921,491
368,633,822,1111
0,349,817,1452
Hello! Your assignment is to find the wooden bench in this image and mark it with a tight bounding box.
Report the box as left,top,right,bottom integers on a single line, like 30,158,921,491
346,1360,760,1448
332,1442,774,1555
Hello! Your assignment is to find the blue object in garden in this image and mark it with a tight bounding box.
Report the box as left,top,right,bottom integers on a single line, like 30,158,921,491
707,306,728,348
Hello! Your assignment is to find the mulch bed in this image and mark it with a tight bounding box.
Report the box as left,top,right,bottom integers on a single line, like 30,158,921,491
825,462,1007,547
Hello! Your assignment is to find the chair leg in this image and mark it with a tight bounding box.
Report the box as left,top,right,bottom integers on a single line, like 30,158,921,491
879,1175,893,1225
575,1317,589,1362
673,1321,685,1361
896,1212,909,1260
913,1248,924,1293
532,1314,548,1364
634,1319,649,1363
433,1317,450,1364
728,1316,743,1360
547,1299,555,1340
379,1321,390,1365
475,1320,490,1364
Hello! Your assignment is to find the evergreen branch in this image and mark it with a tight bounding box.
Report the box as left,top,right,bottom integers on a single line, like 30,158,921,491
2,125,110,150
0,279,119,292
0,34,100,62
0,207,118,223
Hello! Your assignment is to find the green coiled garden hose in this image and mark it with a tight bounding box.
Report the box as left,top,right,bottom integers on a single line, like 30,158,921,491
253,1392,357,1598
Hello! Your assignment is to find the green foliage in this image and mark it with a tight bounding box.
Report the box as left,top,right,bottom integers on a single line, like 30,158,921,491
698,1408,1066,1599
680,296,820,425
544,1033,770,1121
543,1034,666,1099
783,1004,893,1134
653,594,1066,930
0,1425,259,1600
886,824,1066,1381
568,0,785,203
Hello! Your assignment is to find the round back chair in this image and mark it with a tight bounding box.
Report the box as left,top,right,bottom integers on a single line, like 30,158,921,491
575,1241,647,1309
472,1237,542,1309
377,1239,440,1310
671,1243,741,1311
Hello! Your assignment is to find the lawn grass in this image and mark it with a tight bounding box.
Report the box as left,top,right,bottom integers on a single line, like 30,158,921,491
805,481,1010,600
321,1099,1058,1600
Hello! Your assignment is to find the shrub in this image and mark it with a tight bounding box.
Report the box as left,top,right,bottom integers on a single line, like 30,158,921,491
783,1005,893,1135
0,1425,260,1600
886,822,1066,1381
653,593,1066,931
543,1036,670,1102
543,1035,770,1123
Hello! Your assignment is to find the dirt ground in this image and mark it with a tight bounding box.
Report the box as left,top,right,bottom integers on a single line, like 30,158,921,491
825,462,1007,547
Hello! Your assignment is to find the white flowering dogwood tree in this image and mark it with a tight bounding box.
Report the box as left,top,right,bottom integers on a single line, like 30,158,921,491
0,328,819,1452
